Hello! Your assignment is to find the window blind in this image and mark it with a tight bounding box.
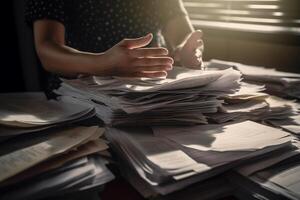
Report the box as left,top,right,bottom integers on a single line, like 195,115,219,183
183,0,300,35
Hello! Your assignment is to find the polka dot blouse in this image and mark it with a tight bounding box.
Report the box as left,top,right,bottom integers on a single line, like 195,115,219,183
25,0,187,53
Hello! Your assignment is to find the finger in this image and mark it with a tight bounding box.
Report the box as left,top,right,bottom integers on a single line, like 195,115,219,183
134,57,174,66
130,47,169,57
195,48,203,57
187,55,202,68
133,71,167,78
197,57,203,66
191,58,204,70
194,42,204,55
136,65,173,72
199,45,205,53
187,31,203,46
197,39,204,46
196,57,203,68
193,30,203,38
119,33,153,49
188,60,203,70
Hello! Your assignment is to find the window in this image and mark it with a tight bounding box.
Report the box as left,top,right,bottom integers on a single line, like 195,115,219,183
183,0,300,36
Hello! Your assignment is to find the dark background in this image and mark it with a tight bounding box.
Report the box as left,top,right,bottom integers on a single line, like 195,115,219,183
1,1,25,93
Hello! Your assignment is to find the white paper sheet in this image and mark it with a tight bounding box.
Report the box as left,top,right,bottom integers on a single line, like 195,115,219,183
0,126,100,182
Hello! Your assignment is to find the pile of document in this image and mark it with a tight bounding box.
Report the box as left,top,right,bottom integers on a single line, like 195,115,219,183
268,114,300,136
230,141,300,200
0,93,114,200
207,59,300,99
249,155,300,200
208,83,299,125
0,92,96,142
105,120,296,197
56,67,241,126
205,60,300,136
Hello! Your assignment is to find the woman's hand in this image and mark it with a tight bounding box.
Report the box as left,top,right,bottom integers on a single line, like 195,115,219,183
103,33,174,78
33,20,173,78
174,30,204,69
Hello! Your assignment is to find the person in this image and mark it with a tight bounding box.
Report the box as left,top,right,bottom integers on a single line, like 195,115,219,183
25,0,204,82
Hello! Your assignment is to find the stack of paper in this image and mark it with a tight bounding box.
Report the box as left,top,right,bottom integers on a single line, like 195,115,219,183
268,115,300,136
208,83,299,125
229,141,300,200
236,141,300,177
0,126,114,200
120,162,235,200
262,96,300,136
56,67,241,126
0,92,113,199
0,93,96,139
193,69,300,136
208,83,269,123
207,59,300,99
105,121,294,196
249,156,300,200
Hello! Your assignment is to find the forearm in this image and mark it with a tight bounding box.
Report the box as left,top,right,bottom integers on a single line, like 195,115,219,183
33,20,172,78
36,40,112,78
162,16,204,68
163,16,194,50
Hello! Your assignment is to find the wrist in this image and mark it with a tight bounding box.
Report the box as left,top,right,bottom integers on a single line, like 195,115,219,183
102,51,118,76
84,52,113,76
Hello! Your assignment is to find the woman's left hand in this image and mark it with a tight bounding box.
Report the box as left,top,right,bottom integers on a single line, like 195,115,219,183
175,30,204,69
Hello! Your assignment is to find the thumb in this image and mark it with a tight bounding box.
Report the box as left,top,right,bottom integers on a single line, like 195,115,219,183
183,30,203,51
189,30,203,43
119,33,153,49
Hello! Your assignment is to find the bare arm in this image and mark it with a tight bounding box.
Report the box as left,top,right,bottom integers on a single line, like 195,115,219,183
162,16,194,50
33,20,107,77
162,15,204,68
33,20,173,78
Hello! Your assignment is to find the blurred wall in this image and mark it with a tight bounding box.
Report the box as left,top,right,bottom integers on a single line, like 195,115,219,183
202,30,300,73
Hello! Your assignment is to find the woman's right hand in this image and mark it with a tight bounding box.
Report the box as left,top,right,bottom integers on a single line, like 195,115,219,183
103,33,174,78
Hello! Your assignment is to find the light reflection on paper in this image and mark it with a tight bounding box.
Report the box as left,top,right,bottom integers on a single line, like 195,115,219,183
1,114,46,123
